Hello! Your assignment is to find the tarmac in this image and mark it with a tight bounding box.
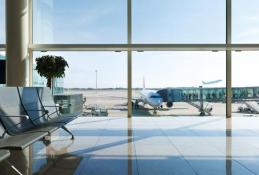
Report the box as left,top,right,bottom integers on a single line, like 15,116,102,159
65,89,259,117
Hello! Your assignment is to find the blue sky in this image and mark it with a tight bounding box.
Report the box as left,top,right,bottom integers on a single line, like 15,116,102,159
0,0,4,43
2,0,259,88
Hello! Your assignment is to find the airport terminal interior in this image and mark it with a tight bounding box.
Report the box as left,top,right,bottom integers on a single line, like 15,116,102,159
2,0,259,174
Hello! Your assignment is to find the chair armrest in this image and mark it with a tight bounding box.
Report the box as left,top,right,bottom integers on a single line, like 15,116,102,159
0,115,29,119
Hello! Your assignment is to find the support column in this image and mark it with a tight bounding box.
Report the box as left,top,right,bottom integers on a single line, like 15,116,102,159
6,0,29,86
226,0,232,118
127,0,132,118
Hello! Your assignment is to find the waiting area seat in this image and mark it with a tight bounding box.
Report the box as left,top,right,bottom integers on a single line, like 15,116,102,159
0,121,48,150
18,87,79,138
0,86,81,173
0,87,80,136
0,87,81,149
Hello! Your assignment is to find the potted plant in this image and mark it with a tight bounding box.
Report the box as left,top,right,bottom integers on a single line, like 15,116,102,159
35,55,69,88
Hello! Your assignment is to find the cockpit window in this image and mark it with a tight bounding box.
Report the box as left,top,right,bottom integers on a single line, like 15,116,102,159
150,95,161,98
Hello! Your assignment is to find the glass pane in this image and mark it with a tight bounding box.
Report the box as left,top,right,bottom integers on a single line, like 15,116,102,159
232,51,259,117
33,0,127,44
133,51,226,117
0,0,5,43
0,51,5,86
233,0,259,43
133,0,226,44
0,51,4,60
33,51,127,117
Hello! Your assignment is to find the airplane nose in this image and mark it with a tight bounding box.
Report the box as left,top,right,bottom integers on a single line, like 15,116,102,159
151,98,162,107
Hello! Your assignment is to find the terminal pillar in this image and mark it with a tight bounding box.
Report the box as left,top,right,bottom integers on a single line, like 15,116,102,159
6,0,29,86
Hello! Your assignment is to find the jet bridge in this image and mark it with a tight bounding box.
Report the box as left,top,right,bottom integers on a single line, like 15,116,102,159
157,88,182,108
157,87,213,115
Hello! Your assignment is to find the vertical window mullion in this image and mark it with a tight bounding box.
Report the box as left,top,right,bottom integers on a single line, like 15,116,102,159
127,0,132,118
226,0,232,118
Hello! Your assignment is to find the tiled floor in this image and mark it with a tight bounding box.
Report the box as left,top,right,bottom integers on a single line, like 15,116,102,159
3,116,259,175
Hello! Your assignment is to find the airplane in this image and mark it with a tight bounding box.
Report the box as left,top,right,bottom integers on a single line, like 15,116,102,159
133,78,163,114
202,79,222,85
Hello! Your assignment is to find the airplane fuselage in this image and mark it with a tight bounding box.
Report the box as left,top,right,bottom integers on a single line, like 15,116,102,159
140,90,163,109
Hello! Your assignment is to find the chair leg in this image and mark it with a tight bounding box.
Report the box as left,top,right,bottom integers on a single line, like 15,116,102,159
61,126,74,140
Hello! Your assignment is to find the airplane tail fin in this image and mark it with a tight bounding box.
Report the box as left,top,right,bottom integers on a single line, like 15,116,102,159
143,77,146,90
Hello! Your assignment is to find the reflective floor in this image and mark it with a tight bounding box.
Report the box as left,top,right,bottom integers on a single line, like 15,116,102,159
2,117,259,174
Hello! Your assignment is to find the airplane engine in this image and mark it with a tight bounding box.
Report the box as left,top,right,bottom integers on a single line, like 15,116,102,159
166,102,173,108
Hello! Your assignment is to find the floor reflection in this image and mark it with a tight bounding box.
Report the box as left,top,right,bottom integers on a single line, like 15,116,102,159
0,134,81,175
1,117,259,175
226,118,232,175
127,118,133,175
39,138,81,175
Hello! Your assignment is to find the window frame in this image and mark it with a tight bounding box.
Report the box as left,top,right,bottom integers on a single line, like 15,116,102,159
3,0,254,118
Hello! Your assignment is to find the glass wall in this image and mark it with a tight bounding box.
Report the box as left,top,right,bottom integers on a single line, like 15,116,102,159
0,51,5,86
132,51,226,116
0,0,5,86
232,51,259,116
33,0,127,44
132,0,226,43
30,0,259,118
0,0,5,43
33,51,127,117
233,0,259,43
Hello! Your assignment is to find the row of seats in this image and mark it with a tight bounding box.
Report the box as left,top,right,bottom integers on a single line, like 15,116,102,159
0,87,81,173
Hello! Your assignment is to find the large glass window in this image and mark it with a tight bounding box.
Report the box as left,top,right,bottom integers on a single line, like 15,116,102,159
0,0,5,43
33,0,127,44
28,0,259,118
132,51,226,116
0,51,5,86
132,0,226,44
233,0,259,43
232,51,259,117
33,51,127,117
